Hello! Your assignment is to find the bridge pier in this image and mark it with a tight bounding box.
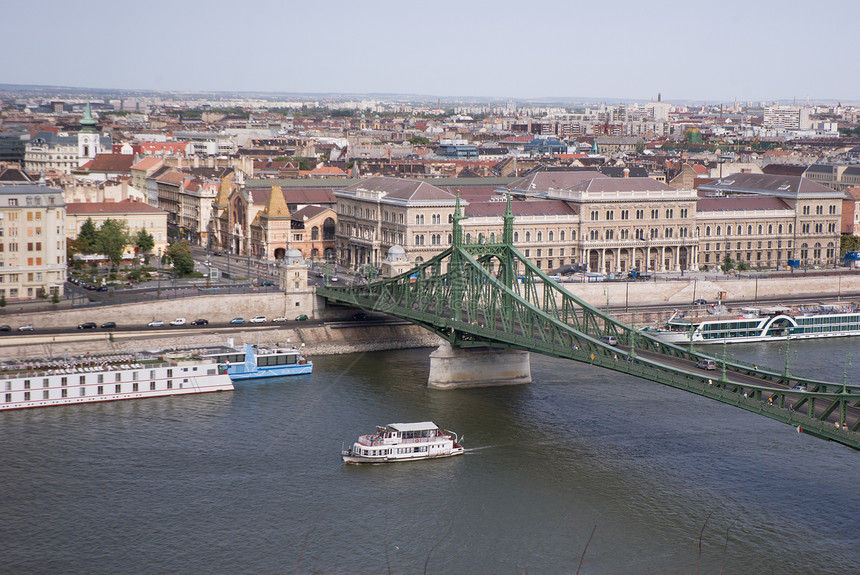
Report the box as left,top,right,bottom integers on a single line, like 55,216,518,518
428,341,531,389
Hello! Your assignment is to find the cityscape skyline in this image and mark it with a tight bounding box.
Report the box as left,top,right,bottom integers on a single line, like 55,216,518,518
4,0,859,104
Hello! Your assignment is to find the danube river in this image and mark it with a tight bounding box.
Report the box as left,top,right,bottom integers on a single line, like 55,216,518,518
2,339,858,574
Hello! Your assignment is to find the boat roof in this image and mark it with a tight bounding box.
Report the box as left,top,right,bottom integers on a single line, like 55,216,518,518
385,422,439,432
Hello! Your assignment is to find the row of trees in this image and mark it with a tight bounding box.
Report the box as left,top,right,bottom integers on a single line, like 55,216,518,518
70,218,154,266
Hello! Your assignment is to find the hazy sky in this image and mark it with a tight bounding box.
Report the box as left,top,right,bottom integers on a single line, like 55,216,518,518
3,0,858,104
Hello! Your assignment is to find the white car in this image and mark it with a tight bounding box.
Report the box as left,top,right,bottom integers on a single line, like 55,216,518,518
170,317,187,326
148,320,165,327
250,315,267,323
272,317,287,322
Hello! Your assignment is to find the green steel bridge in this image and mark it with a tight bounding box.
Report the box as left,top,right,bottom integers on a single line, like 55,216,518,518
319,195,860,451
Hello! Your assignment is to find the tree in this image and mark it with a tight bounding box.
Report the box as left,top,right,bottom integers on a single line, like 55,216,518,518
134,228,155,255
166,239,195,277
409,135,431,146
77,217,99,253
721,255,735,274
96,219,131,267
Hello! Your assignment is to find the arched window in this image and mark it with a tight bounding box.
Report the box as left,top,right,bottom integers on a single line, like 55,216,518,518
560,231,565,241
537,231,542,241
549,231,554,241
779,224,783,234
706,226,711,236
716,226,721,236
490,232,496,243
311,226,319,240
758,224,763,234
514,232,519,242
525,231,531,242
466,233,471,243
737,225,742,235
768,224,773,234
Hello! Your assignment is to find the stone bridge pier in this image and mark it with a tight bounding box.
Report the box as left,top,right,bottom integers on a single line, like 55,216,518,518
427,341,531,389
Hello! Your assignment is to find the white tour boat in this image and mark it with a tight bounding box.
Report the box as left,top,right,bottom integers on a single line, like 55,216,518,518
342,421,464,464
643,302,860,345
1,351,233,411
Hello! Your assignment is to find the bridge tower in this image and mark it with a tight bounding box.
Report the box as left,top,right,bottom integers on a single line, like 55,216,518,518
427,192,531,389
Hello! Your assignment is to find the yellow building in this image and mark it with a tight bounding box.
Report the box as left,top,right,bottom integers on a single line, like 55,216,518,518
0,184,67,300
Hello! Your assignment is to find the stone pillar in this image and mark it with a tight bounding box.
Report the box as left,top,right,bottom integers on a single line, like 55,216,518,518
428,341,531,389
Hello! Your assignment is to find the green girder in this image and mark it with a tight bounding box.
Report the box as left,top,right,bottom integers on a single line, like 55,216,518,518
320,222,860,451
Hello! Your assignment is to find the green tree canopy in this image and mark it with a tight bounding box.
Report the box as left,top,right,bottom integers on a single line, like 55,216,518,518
96,219,131,266
409,135,431,146
167,239,195,277
721,255,735,273
76,217,99,253
134,228,155,254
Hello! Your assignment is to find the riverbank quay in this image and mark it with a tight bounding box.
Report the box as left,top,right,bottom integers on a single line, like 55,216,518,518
0,322,441,360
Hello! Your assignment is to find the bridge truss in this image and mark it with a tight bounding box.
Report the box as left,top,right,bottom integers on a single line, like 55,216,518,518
319,194,860,450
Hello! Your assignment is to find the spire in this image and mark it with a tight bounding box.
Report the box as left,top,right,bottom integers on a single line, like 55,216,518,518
215,176,231,209
80,102,98,133
265,184,291,219
452,193,463,247
502,191,514,246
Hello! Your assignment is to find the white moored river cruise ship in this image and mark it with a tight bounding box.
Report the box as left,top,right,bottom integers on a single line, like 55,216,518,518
342,421,464,464
644,302,860,345
1,351,233,411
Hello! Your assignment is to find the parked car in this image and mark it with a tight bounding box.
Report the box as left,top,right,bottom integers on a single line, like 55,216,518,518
101,321,116,329
148,319,165,327
250,315,267,323
18,324,34,332
170,317,187,326
696,359,717,370
272,316,287,322
0,325,11,332
693,298,708,305
599,335,618,346
77,322,98,330
259,280,275,287
230,317,245,324
352,312,367,320
97,286,108,292
191,319,209,326
295,314,308,321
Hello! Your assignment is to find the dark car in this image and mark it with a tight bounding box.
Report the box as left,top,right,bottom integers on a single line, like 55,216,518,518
352,312,367,320
101,321,116,329
260,280,275,286
97,286,108,292
295,314,308,321
191,319,209,326
0,325,10,332
693,298,708,305
230,317,245,324
77,322,98,330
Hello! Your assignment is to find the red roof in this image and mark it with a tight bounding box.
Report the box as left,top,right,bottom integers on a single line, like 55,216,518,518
66,199,167,215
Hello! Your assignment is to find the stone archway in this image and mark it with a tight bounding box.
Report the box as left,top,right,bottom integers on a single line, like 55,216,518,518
274,247,286,260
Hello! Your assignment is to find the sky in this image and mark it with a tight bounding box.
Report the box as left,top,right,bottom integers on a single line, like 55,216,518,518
2,0,858,104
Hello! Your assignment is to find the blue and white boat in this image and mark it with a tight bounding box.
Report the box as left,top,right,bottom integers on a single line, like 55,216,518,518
209,344,313,381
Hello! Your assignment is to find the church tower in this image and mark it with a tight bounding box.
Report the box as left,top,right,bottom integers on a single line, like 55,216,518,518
77,102,101,166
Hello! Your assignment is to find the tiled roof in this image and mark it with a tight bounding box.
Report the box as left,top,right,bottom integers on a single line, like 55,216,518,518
66,200,167,214
700,173,838,196
465,199,575,218
291,205,332,220
131,157,164,171
509,170,605,192
569,177,677,193
248,187,336,206
696,196,791,212
80,153,136,172
342,176,455,201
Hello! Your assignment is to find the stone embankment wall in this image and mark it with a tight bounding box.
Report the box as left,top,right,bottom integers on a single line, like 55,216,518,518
2,323,442,360
0,292,323,330
559,274,857,308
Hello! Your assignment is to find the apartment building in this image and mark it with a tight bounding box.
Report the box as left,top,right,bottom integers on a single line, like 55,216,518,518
0,184,67,301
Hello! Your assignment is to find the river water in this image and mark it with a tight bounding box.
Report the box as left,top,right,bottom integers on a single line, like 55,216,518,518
1,339,858,574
